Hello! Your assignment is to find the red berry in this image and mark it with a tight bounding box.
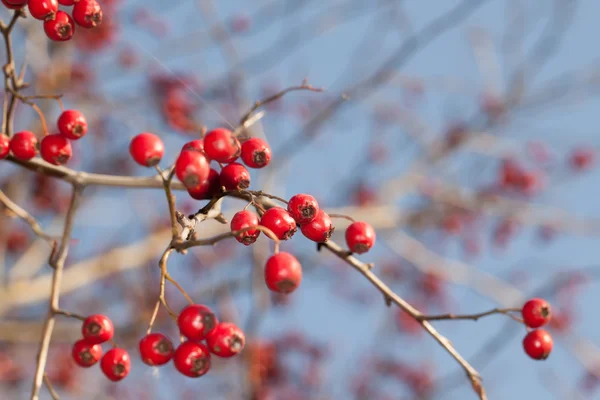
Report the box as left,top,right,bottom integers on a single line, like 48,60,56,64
264,252,302,294
187,168,220,200
241,137,271,168
173,341,211,378
260,207,297,240
220,162,250,191
300,210,334,243
139,333,174,366
521,298,551,328
100,348,130,381
10,131,38,160
175,150,210,189
71,339,102,368
177,304,218,342
58,0,74,5
44,11,75,41
129,133,164,167
203,128,240,163
28,0,57,20
230,210,261,245
182,139,204,153
72,0,102,28
523,329,553,360
206,322,245,358
287,194,319,224
81,314,114,345
57,109,87,139
570,148,595,170
345,221,376,254
2,0,26,9
40,134,72,166
0,135,10,159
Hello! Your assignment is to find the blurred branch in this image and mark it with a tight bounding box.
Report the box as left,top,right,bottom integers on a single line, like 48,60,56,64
0,189,58,243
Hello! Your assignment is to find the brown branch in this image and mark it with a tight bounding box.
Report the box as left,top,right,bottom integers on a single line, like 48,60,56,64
417,307,522,322
0,189,58,243
155,166,179,238
43,373,59,400
53,309,86,321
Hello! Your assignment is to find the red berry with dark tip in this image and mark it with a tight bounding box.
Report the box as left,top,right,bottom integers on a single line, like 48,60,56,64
345,221,376,254
40,134,72,166
287,194,319,224
300,209,334,243
139,333,174,366
182,139,204,153
206,322,245,358
44,11,75,41
81,314,114,344
28,0,57,20
187,168,220,200
173,341,211,378
260,207,296,240
175,150,210,189
523,329,553,360
129,133,164,167
203,128,240,163
57,110,87,139
0,135,10,159
265,252,302,294
72,0,102,28
230,210,261,245
72,339,102,368
241,137,271,168
522,298,552,328
100,348,130,381
177,304,218,342
220,162,250,191
10,131,38,160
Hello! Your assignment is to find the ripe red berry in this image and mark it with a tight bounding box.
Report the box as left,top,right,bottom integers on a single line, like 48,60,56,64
177,304,218,342
28,0,58,20
58,0,74,5
220,162,250,191
206,322,245,358
0,135,10,159
287,194,319,224
260,207,297,240
182,139,204,153
71,339,102,368
173,341,211,378
241,137,271,168
44,11,75,41
57,109,87,139
230,210,261,245
100,348,130,381
523,329,553,360
40,134,72,166
139,333,174,366
345,221,376,254
300,209,334,243
81,314,114,345
2,0,26,9
522,298,551,328
187,168,220,200
72,0,102,28
264,252,302,294
203,128,240,163
175,150,210,189
129,133,164,167
10,131,38,160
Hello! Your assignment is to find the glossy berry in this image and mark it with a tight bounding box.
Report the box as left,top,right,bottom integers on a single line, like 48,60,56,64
100,348,130,381
230,210,261,245
129,133,164,167
28,0,58,20
300,210,334,243
206,322,245,358
220,163,250,191
177,304,218,342
40,134,72,166
175,150,210,189
10,131,38,160
2,0,26,9
72,0,102,28
287,194,319,224
44,11,75,41
173,341,211,378
345,221,376,254
260,207,297,240
139,333,174,366
522,298,551,328
241,137,271,168
58,0,75,5
0,135,10,159
187,168,220,200
523,329,553,360
81,314,114,345
57,110,87,139
264,252,302,294
182,139,204,153
72,339,102,368
203,128,240,163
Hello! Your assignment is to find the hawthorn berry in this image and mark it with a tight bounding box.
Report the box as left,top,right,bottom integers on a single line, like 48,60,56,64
0,135,9,159
206,322,245,358
44,11,75,41
241,137,271,168
300,210,334,243
129,133,164,167
100,348,130,381
173,341,211,378
177,304,218,342
72,0,102,28
203,128,240,163
139,333,174,366
570,148,595,170
230,210,261,245
187,168,220,200
2,0,26,9
71,339,102,368
58,0,75,5
28,0,58,20
260,207,297,240
287,194,319,224
523,329,553,360
81,314,114,344
182,139,204,153
220,162,250,191
10,131,38,161
175,150,210,189
264,252,302,294
57,109,87,139
345,221,376,254
521,298,551,328
40,134,72,166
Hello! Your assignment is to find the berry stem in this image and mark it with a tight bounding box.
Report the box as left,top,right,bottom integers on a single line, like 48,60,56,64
329,213,356,222
53,308,86,321
42,374,59,400
417,307,521,322
155,165,179,239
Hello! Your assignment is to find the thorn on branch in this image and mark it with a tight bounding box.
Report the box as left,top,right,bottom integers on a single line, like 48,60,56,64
383,294,393,307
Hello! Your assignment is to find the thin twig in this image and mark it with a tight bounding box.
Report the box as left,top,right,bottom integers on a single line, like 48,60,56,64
43,373,59,400
0,189,58,243
417,307,521,322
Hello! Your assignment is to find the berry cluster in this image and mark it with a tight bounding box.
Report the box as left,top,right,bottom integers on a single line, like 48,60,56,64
2,0,103,42
521,298,553,360
1,109,88,165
